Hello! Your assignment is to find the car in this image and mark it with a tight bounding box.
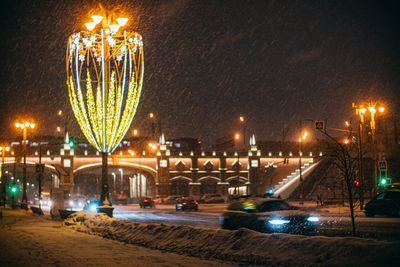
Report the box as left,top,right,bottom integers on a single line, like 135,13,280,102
176,198,199,211
83,200,100,213
139,197,155,208
199,193,225,203
163,195,183,204
220,198,320,234
364,189,400,217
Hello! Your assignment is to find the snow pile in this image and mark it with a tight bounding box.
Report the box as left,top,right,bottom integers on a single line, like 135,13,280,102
64,213,400,266
63,210,116,228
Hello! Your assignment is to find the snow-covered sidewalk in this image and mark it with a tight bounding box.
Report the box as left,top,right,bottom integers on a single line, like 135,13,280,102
0,209,238,267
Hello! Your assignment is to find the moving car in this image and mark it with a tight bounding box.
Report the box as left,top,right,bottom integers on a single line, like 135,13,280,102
364,189,400,217
139,197,155,208
220,198,320,234
176,198,199,211
83,200,99,213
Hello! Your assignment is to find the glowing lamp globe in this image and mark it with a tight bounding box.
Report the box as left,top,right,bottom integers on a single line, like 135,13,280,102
66,15,144,153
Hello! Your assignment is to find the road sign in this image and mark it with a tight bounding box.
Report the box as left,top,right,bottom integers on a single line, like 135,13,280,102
314,120,325,131
35,164,45,174
378,160,387,171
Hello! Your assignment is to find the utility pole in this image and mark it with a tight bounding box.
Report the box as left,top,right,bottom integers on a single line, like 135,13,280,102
38,142,42,209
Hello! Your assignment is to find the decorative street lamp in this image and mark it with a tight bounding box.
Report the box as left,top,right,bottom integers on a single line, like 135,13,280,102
352,102,385,195
66,8,144,215
15,121,35,210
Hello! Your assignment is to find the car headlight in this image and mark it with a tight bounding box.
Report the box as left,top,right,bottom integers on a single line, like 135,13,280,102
307,216,319,222
89,204,98,212
268,219,290,225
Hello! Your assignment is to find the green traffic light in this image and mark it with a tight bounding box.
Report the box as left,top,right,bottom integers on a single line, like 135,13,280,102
10,186,18,194
380,178,387,185
69,140,75,148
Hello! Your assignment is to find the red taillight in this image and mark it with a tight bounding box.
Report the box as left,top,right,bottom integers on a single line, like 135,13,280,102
183,202,187,205
194,200,198,205
144,200,148,202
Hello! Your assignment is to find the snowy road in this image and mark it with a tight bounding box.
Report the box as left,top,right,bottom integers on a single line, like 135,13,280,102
113,204,400,241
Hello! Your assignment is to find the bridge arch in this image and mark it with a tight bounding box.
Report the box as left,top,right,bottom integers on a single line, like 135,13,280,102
170,176,192,196
198,176,220,195
73,163,156,200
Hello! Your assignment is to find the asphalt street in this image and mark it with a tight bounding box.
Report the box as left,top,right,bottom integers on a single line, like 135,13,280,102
112,204,400,241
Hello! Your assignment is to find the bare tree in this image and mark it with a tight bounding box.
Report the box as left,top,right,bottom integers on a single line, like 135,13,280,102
320,131,359,236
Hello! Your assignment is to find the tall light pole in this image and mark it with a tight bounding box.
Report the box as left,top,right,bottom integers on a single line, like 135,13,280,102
149,113,155,139
1,144,10,207
239,116,245,151
67,9,144,216
352,102,385,194
112,172,116,193
298,131,307,204
15,121,35,210
119,168,123,194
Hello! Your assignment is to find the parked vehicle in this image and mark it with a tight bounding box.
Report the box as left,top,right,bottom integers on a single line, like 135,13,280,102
364,189,400,217
220,198,320,234
200,193,225,203
139,197,155,208
176,198,199,211
163,195,183,204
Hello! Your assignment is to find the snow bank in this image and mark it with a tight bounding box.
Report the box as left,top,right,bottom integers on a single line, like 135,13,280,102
64,212,400,266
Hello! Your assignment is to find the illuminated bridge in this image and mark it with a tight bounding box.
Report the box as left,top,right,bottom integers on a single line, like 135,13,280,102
1,138,318,201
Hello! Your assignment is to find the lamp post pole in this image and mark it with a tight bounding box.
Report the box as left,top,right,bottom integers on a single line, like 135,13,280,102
21,126,28,210
299,138,303,203
15,121,36,210
1,145,10,207
356,109,365,209
119,168,123,195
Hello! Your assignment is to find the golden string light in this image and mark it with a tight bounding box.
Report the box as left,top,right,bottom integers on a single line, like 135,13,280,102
66,11,144,153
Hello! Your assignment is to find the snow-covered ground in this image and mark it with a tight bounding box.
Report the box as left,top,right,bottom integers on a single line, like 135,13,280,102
2,208,400,266
63,210,400,266
0,209,240,267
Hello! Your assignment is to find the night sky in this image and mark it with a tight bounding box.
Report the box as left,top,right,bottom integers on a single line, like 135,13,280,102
0,0,399,149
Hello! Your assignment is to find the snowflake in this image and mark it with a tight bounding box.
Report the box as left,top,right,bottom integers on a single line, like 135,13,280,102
79,54,85,61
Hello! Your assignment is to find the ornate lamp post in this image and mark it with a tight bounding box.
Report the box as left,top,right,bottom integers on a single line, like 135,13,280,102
352,102,385,194
15,121,35,210
67,9,144,216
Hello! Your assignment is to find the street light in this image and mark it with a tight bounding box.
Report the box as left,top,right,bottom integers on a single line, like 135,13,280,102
15,120,35,210
67,8,144,216
352,101,385,195
298,132,307,204
239,116,245,151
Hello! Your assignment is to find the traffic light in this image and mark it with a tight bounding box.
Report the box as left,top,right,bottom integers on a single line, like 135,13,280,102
68,138,76,148
354,180,359,187
379,177,390,187
10,184,18,194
